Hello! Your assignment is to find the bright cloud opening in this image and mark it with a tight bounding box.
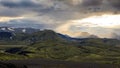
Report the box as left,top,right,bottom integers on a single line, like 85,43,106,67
56,14,120,38
72,14,120,28
0,17,24,22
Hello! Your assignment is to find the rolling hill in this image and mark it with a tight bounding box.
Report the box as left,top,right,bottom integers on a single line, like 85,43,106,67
0,27,120,65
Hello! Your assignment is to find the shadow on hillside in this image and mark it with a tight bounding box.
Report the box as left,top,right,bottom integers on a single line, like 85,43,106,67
4,59,120,68
0,61,27,68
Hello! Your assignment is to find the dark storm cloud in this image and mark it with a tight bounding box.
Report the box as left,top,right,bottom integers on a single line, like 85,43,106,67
0,10,20,17
0,0,42,8
4,0,64,14
82,0,103,6
56,0,103,6
0,0,120,13
0,0,56,17
81,0,120,10
0,0,119,21
109,0,120,10
0,0,120,38
0,7,30,17
0,19,46,29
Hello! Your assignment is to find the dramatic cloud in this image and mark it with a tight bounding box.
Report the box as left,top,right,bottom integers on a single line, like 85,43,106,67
0,0,120,38
1,0,40,8
109,0,120,10
82,0,103,6
55,21,96,38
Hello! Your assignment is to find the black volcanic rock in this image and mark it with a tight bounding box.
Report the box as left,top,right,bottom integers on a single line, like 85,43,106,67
5,48,22,54
0,61,27,68
0,32,13,39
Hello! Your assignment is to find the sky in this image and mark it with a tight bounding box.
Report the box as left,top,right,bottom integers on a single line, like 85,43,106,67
0,0,120,39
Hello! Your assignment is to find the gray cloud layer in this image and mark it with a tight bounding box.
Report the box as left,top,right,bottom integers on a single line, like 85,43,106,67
1,0,40,8
0,0,120,38
0,0,119,18
82,0,103,6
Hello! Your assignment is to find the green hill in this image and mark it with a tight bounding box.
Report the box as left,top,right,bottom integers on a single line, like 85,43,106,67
0,30,120,64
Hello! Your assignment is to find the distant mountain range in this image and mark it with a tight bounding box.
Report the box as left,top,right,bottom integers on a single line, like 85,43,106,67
0,27,120,64
0,27,119,46
0,27,40,33
0,27,98,41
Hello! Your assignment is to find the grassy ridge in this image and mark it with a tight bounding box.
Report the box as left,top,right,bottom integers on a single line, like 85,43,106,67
0,30,120,65
1,40,120,64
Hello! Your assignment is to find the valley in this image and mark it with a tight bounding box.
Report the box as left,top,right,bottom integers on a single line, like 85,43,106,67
0,27,120,68
5,59,120,68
